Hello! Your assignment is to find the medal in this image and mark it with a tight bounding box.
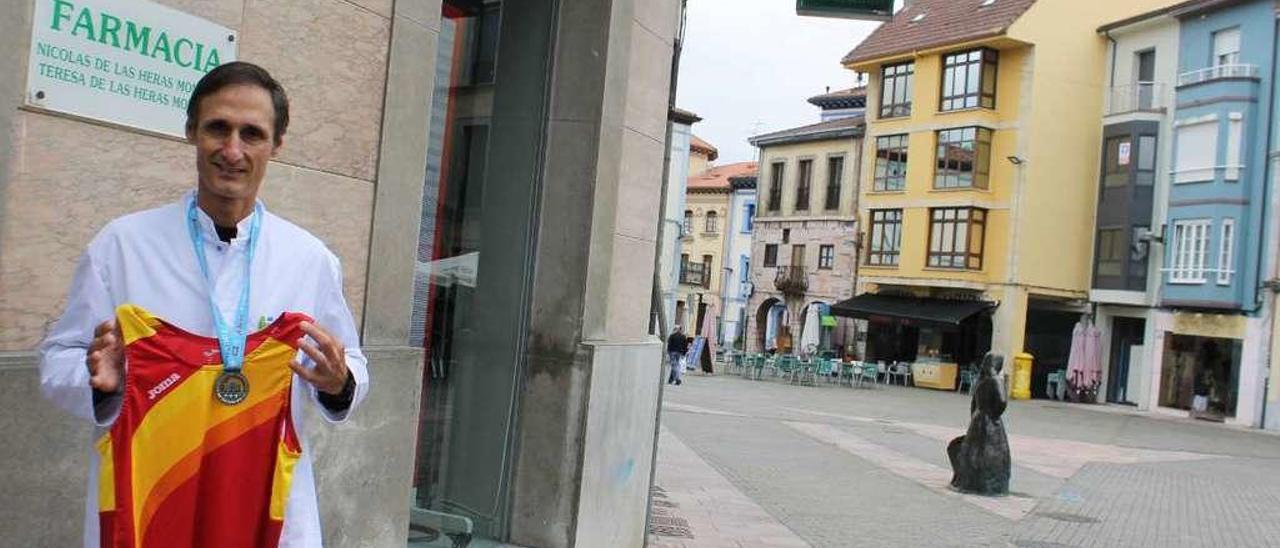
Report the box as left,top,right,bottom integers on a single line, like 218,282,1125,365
187,197,263,405
214,371,250,405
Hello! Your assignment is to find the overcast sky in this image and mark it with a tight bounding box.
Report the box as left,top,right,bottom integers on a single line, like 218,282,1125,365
674,0,889,164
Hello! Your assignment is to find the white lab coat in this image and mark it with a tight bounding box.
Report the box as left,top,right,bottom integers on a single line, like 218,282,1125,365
39,191,370,548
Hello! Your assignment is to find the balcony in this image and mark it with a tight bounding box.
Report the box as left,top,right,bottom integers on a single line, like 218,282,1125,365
773,265,808,296
1105,82,1168,115
680,262,710,288
1177,64,1259,87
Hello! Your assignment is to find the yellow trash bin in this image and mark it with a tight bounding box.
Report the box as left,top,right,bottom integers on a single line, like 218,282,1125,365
1011,352,1033,400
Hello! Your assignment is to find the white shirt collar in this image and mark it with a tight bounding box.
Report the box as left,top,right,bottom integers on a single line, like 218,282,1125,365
184,189,266,244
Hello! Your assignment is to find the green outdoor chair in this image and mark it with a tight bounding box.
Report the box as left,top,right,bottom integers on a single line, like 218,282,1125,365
775,355,797,382
729,352,745,375
816,358,836,385
856,361,879,388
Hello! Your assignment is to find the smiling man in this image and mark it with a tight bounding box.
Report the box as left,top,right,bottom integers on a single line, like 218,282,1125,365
39,61,369,548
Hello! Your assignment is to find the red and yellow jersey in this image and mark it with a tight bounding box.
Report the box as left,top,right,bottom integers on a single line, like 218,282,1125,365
97,304,309,548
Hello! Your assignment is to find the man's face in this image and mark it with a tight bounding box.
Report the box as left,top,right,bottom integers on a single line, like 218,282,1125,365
187,84,281,204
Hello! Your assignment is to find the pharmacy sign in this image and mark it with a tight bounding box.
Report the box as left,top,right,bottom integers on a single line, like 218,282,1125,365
26,0,238,137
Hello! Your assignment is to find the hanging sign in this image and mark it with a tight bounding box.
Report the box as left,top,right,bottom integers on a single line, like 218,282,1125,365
797,0,895,20
26,0,237,137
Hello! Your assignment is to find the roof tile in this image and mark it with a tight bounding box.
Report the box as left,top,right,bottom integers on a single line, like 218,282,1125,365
843,0,1037,66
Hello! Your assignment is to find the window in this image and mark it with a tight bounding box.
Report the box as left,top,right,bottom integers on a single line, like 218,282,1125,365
740,256,750,282
1103,136,1132,187
1213,27,1240,66
818,245,835,269
1218,219,1236,285
1138,135,1157,175
867,209,903,266
742,203,755,232
927,207,987,269
681,253,690,271
1226,114,1243,181
703,254,713,282
683,210,693,236
792,244,806,267
796,159,813,211
705,211,719,233
880,62,914,118
874,134,909,191
1136,50,1157,110
935,127,991,189
940,48,998,111
1169,219,1211,283
782,229,791,244
1174,119,1217,183
824,156,844,210
1096,228,1125,277
764,244,778,267
768,162,784,211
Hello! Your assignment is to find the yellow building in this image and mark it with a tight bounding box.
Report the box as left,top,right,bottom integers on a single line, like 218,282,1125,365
679,158,757,337
840,0,1179,381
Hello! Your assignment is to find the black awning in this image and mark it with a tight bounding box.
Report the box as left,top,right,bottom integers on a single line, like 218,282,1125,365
830,294,994,326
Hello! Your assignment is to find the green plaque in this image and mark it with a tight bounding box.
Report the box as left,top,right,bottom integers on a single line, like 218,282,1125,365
796,0,895,20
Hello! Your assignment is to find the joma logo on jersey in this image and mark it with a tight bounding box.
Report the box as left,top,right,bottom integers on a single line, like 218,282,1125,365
147,373,181,400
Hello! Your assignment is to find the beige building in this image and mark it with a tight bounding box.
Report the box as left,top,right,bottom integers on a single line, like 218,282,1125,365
678,159,756,339
745,88,866,355
0,0,683,546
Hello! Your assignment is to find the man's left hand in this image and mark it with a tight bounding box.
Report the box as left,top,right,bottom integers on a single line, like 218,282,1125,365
290,321,350,395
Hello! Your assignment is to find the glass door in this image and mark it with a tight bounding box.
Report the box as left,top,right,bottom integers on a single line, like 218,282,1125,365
408,0,556,545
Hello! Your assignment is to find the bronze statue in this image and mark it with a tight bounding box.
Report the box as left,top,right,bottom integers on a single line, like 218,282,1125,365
947,352,1011,495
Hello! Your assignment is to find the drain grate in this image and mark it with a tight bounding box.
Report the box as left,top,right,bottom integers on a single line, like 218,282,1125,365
649,524,694,538
1035,511,1100,524
648,514,694,538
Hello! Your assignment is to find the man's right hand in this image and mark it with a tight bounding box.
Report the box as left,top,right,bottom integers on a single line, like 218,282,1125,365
87,320,124,393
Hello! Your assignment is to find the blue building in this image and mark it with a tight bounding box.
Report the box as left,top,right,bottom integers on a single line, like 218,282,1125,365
1156,0,1279,427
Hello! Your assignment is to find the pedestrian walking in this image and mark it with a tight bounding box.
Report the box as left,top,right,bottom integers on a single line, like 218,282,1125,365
667,326,689,385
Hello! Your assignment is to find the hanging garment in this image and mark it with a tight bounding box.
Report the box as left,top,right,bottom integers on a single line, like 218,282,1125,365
97,304,310,548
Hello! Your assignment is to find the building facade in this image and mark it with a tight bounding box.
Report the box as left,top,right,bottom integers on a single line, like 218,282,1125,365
843,0,1179,390
1088,9,1180,411
745,89,865,356
678,159,756,341
721,174,757,349
1147,0,1280,427
659,108,700,333
0,0,682,546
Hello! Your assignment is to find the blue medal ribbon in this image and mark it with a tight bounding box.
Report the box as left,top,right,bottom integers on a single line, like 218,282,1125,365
186,197,263,373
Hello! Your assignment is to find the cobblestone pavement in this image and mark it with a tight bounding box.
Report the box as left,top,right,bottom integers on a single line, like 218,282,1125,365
648,373,1280,548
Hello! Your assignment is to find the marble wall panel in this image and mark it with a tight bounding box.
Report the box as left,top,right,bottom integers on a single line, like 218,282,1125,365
259,163,373,327
0,112,193,350
238,0,390,182
157,0,246,30
343,0,394,19
615,128,664,243
621,22,672,144
606,235,655,341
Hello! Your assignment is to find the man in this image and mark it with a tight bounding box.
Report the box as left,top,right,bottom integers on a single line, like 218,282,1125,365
39,61,369,547
666,326,688,385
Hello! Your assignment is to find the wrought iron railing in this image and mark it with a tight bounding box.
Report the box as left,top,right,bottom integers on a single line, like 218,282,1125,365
1106,82,1168,114
1177,64,1259,87
773,266,808,295
680,262,710,288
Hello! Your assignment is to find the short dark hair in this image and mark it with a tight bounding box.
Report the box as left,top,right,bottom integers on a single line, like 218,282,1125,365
186,61,289,145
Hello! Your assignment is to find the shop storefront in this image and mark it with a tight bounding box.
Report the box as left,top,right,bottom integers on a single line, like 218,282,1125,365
1159,334,1243,421
832,294,994,388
